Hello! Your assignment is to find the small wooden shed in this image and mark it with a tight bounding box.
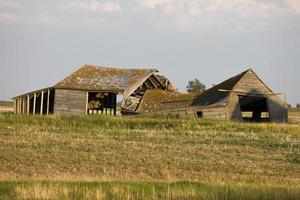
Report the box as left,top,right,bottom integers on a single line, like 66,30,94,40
12,65,174,116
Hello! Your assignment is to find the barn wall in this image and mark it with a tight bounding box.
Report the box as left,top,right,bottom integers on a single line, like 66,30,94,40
226,93,243,121
201,106,227,119
234,71,287,122
54,89,87,115
142,105,227,120
234,71,272,94
267,96,288,122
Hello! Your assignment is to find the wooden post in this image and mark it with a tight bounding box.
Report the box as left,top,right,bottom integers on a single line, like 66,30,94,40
47,89,50,115
85,92,89,115
23,97,26,115
18,98,21,114
114,94,117,116
16,99,18,114
13,99,16,114
40,91,44,115
27,95,30,115
33,93,36,115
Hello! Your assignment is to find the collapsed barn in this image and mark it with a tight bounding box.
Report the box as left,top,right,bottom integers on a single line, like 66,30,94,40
12,65,175,116
140,69,288,123
12,66,288,122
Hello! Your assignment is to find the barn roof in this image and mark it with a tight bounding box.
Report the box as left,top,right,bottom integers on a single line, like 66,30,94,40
137,89,197,113
55,65,158,92
192,69,250,106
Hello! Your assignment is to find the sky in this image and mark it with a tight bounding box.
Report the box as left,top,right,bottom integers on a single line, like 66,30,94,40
0,0,299,105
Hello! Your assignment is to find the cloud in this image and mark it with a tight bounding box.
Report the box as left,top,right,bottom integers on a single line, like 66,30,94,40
63,1,122,13
136,0,290,30
0,11,60,24
0,0,20,8
288,0,300,13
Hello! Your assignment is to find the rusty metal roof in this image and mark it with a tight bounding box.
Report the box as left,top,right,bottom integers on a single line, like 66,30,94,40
55,65,158,92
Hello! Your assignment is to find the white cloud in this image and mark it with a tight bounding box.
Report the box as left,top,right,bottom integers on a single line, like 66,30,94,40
288,0,300,13
0,11,60,24
63,1,122,12
136,0,289,30
0,0,20,8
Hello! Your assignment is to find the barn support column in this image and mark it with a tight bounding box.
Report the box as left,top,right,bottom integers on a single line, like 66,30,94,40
27,95,30,115
33,93,36,115
85,92,89,115
113,94,117,116
23,97,26,115
18,98,21,114
13,99,16,114
16,99,18,114
46,89,50,115
40,91,44,115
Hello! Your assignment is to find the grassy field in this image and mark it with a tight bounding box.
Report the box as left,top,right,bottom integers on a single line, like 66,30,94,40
0,114,299,199
0,101,13,113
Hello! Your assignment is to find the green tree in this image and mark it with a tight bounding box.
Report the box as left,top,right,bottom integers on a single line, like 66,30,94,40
186,79,206,93
297,103,300,108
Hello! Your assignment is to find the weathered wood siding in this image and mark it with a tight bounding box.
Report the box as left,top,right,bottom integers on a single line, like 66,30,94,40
234,71,273,94
54,89,87,115
226,93,243,121
267,96,288,122
228,70,287,122
201,106,227,119
142,105,227,120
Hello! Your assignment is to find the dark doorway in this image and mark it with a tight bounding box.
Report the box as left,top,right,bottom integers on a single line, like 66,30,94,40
238,95,269,122
196,111,203,118
87,92,117,115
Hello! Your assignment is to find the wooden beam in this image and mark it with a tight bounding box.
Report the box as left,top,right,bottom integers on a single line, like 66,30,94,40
85,92,89,115
16,99,18,114
47,89,50,115
218,89,281,96
22,97,25,114
13,99,16,114
148,77,158,89
40,91,44,115
33,93,36,115
152,75,165,88
27,95,30,115
18,98,21,114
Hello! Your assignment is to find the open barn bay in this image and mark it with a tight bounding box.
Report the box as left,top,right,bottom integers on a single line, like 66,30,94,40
0,114,299,199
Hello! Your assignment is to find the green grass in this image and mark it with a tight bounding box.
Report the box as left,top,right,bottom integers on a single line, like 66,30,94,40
0,181,299,200
0,114,299,199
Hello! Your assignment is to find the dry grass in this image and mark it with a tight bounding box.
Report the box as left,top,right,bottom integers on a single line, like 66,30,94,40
289,108,300,124
0,113,299,199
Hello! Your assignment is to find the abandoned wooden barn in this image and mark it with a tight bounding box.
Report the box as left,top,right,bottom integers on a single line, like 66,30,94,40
12,65,175,116
139,69,288,123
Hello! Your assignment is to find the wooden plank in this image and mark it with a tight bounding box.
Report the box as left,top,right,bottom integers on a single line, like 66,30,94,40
86,92,89,115
13,99,16,114
27,95,30,115
47,89,50,115
54,89,87,115
22,97,25,114
18,98,21,114
40,91,44,115
33,93,36,115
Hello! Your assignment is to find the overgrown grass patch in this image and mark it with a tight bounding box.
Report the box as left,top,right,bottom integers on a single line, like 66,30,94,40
0,181,299,200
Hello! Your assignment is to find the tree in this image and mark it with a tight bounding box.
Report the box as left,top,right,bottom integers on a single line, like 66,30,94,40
297,103,300,108
186,79,206,93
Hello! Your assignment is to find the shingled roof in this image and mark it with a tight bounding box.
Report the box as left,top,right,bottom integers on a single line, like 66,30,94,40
55,65,158,93
192,69,250,106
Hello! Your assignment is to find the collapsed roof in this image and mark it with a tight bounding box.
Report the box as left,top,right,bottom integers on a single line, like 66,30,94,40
137,89,197,113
